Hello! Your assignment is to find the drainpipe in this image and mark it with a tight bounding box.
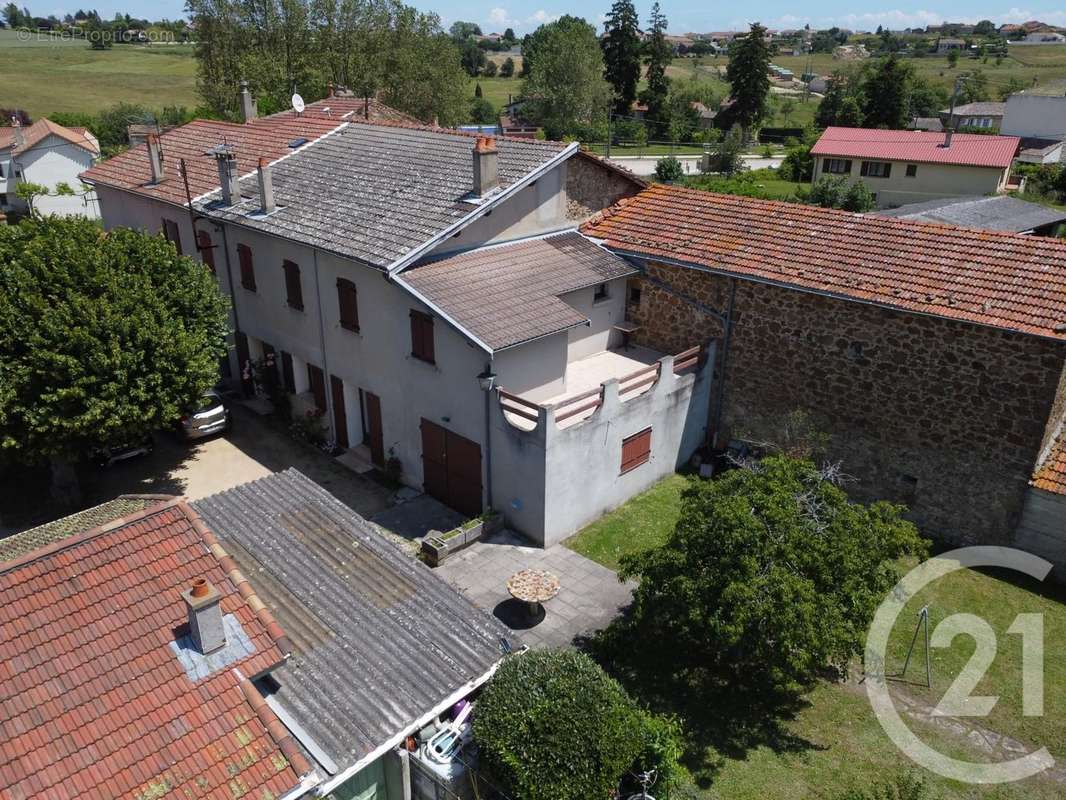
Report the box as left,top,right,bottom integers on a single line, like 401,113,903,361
712,279,737,449
483,359,495,510
312,247,336,443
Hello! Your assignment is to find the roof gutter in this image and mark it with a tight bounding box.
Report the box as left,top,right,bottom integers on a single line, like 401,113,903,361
314,657,507,797
385,141,580,277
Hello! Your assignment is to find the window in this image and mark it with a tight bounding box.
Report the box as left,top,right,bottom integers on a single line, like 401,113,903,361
161,218,182,255
823,158,852,174
0,162,5,178
593,283,609,303
860,161,892,178
237,244,256,291
628,283,642,306
197,230,216,273
410,310,435,364
905,164,918,178
0,193,6,207
620,428,652,474
283,260,303,310
337,278,359,332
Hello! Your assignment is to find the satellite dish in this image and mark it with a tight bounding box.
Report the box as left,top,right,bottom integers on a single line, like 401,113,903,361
292,93,305,114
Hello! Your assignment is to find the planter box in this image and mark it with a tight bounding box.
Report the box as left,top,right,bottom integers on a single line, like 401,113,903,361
421,513,504,566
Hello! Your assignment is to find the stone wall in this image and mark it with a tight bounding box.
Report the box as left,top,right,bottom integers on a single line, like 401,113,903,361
565,153,643,220
628,260,1066,546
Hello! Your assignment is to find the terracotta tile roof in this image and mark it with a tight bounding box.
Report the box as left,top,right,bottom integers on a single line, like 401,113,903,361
80,116,343,206
581,184,1066,341
271,94,422,124
0,500,308,800
1033,432,1066,494
0,495,169,564
0,118,100,155
811,126,1019,168
403,232,638,350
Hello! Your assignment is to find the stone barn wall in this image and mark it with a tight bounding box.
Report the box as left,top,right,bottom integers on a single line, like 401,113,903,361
626,260,1066,546
565,153,644,220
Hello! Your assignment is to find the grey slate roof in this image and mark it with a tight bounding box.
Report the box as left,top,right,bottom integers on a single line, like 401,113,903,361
196,122,569,269
402,232,639,350
191,469,512,774
878,195,1066,233
940,102,1006,117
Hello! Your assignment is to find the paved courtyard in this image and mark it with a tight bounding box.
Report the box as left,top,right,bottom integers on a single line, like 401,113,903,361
437,530,635,649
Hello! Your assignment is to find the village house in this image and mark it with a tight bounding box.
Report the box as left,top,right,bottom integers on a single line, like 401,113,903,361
810,126,1020,207
82,93,715,548
0,118,100,218
938,101,1005,130
1001,94,1066,164
0,469,513,800
877,194,1066,236
581,184,1066,564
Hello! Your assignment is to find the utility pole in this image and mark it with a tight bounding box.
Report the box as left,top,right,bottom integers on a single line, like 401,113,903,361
943,75,965,147
606,110,612,160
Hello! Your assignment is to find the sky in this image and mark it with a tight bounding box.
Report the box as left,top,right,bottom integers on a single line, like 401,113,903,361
34,2,1066,35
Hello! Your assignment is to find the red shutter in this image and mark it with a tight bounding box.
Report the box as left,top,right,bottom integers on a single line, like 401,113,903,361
238,245,256,291
620,428,652,474
162,218,182,254
197,230,216,273
337,278,359,331
410,310,435,363
284,260,303,310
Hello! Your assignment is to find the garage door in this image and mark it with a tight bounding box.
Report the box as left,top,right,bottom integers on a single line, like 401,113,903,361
420,419,483,518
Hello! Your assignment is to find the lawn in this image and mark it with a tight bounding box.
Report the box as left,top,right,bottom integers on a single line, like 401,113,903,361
0,30,199,118
567,473,1066,799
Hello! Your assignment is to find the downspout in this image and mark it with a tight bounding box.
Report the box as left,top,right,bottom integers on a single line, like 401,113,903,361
712,279,737,449
313,247,336,442
484,358,494,511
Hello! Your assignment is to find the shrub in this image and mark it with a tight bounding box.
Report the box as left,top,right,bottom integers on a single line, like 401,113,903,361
835,772,936,800
654,155,685,182
473,649,684,800
810,175,848,208
841,180,875,212
500,56,515,77
483,59,498,77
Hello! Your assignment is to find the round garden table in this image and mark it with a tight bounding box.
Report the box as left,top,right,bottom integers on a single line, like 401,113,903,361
507,568,560,621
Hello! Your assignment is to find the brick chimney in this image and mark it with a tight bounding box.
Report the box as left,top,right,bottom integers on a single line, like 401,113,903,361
181,578,226,654
472,136,499,198
257,157,275,214
12,119,23,149
210,144,239,206
239,80,258,123
147,133,165,184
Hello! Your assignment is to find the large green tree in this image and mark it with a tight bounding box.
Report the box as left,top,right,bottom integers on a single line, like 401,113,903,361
861,53,913,129
0,218,229,503
640,2,671,140
601,0,641,119
521,16,610,140
186,0,468,126
724,22,772,135
612,456,927,699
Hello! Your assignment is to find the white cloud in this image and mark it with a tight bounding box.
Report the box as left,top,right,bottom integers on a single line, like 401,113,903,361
483,7,559,34
488,8,510,28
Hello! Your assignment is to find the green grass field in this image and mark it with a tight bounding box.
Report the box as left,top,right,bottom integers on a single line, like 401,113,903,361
0,29,199,118
566,474,1066,799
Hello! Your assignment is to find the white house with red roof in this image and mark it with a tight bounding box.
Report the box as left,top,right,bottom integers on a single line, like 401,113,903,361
810,126,1020,208
0,118,100,218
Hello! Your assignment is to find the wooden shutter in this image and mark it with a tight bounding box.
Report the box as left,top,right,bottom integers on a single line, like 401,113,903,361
410,310,435,363
280,351,295,393
822,158,830,173
237,244,256,291
860,161,869,177
620,428,652,474
307,364,327,412
197,230,215,273
337,278,359,331
283,260,303,310
883,162,892,178
844,160,852,173
161,218,182,254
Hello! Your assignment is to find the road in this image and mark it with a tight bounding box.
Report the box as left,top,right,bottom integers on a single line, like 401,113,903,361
606,153,784,177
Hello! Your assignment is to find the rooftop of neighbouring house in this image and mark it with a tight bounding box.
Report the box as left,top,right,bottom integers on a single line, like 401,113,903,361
80,115,344,206
270,93,423,124
581,183,1066,341
1033,433,1066,494
877,195,1066,233
402,231,638,351
810,126,1020,168
0,118,100,155
0,499,309,800
939,101,1006,117
191,469,513,778
194,123,571,270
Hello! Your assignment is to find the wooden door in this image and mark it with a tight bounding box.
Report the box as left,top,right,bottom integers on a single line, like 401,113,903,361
307,364,327,413
280,351,295,394
261,342,280,390
235,331,253,396
364,391,384,466
330,375,349,449
420,420,449,507
419,419,483,517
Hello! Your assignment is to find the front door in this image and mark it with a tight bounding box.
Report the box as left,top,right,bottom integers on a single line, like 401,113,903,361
307,364,327,413
364,391,384,466
420,419,483,517
280,351,295,394
330,375,349,449
235,332,253,396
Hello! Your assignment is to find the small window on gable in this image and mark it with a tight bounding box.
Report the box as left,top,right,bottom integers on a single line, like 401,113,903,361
593,283,609,303
161,218,182,255
410,310,435,364
905,164,918,178
237,244,256,292
283,260,303,310
337,278,359,332
621,428,652,474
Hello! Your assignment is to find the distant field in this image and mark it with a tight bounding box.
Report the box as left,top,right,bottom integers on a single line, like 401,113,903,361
0,29,199,117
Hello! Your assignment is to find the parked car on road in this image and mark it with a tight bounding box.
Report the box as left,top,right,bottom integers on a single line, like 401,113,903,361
91,434,154,467
177,390,231,441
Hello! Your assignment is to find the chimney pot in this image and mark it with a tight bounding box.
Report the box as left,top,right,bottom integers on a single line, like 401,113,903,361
472,136,500,197
257,157,276,215
147,133,165,184
12,119,24,149
210,145,239,206
239,80,258,123
181,578,226,655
